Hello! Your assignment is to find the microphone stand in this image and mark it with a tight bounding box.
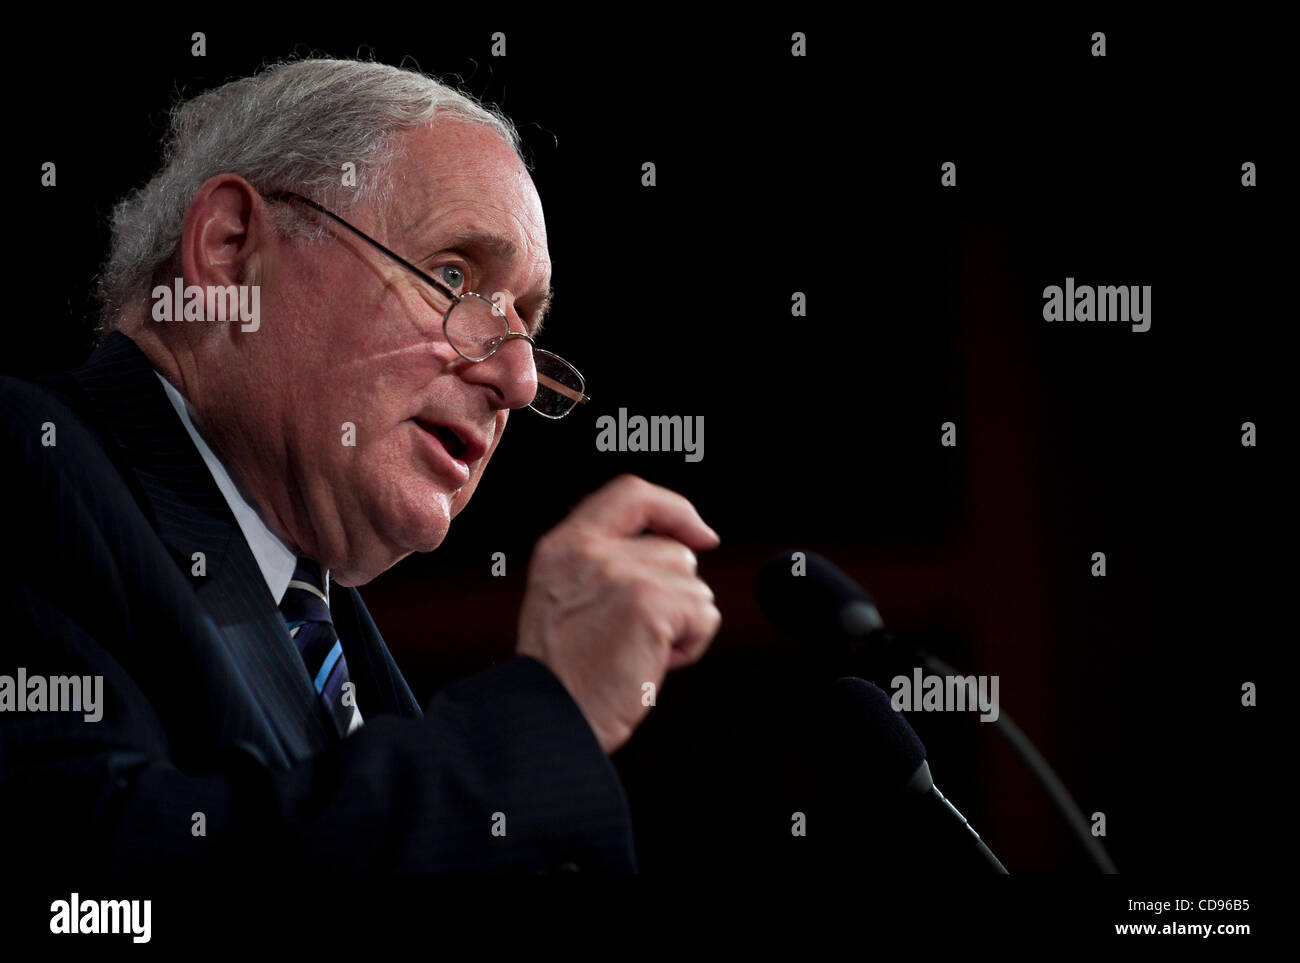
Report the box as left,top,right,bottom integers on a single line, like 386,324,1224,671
918,648,1119,874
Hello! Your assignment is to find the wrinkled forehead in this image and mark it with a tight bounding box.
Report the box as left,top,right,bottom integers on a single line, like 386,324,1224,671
385,118,548,263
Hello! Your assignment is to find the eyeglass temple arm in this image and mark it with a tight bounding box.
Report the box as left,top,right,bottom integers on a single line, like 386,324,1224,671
538,372,590,405
264,191,460,303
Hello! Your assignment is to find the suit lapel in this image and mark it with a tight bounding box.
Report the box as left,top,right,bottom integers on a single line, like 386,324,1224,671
72,332,337,759
73,332,422,735
330,586,421,719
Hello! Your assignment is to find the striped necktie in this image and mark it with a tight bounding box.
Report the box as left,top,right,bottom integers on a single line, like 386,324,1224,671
279,556,361,738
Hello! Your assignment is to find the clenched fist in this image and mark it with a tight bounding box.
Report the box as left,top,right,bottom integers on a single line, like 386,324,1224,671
516,474,722,755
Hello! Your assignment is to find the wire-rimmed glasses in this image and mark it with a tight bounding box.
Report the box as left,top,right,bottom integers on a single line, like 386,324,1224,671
264,190,589,419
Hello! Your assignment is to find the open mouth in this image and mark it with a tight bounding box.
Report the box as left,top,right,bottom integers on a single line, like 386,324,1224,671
416,420,467,460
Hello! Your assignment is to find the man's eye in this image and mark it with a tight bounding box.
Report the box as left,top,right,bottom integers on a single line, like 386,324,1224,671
437,265,466,291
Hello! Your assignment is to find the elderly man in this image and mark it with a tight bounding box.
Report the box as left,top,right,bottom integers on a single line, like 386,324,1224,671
0,58,721,872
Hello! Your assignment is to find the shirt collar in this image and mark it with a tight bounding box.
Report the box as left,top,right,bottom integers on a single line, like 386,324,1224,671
154,372,320,605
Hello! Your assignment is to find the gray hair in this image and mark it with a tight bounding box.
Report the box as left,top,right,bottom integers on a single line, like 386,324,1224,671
96,57,522,336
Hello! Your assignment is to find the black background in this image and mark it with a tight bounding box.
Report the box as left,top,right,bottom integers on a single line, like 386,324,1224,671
3,11,1285,936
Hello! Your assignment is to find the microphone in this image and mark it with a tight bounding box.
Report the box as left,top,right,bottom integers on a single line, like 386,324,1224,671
756,548,1119,873
827,676,1007,873
755,548,919,676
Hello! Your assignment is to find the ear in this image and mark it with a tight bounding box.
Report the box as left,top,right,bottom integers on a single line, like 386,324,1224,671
179,173,273,310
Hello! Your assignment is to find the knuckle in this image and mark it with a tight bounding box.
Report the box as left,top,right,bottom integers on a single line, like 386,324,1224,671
677,545,698,572
615,472,648,491
531,537,570,575
705,603,722,633
533,528,562,560
569,528,605,561
677,569,712,600
692,599,721,631
619,474,660,503
539,526,600,564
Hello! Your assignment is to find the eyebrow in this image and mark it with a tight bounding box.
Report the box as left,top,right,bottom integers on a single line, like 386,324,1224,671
441,230,517,261
429,230,553,337
531,289,553,339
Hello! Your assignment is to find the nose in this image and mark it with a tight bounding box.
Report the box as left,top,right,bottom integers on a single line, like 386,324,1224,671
461,305,538,411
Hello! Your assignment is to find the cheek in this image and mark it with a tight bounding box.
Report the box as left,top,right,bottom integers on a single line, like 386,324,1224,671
347,430,454,549
319,339,453,438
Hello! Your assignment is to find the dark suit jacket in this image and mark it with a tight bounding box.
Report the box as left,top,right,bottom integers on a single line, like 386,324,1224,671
0,331,638,872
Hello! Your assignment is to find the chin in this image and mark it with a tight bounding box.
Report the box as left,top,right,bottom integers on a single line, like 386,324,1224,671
353,466,451,555
388,501,452,555
333,517,447,587
395,487,456,549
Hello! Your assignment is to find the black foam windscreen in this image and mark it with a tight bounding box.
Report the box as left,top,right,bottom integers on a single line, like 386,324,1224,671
826,676,928,794
756,549,880,642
